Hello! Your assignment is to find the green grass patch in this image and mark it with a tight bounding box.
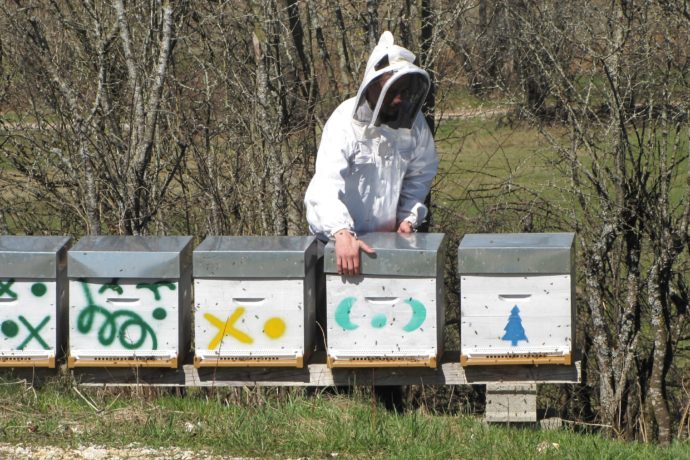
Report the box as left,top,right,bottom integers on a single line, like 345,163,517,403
0,377,686,459
436,86,506,112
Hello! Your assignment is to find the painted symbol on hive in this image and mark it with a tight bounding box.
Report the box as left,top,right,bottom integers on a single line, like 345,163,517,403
501,305,528,346
334,297,426,332
334,297,358,330
204,307,287,349
0,279,17,299
31,282,47,297
99,279,123,295
136,281,176,300
0,281,46,301
1,315,51,350
77,281,165,350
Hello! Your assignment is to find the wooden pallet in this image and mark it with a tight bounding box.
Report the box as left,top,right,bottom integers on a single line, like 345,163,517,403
64,351,581,387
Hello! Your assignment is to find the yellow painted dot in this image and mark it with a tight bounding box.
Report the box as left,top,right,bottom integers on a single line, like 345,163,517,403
264,317,286,339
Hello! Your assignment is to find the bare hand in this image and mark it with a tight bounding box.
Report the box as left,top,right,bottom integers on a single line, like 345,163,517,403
334,230,375,276
397,220,414,233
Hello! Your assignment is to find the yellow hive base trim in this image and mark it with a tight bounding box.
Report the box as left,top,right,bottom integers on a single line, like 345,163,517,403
194,355,304,369
0,356,56,368
461,353,571,366
327,355,437,369
67,356,178,369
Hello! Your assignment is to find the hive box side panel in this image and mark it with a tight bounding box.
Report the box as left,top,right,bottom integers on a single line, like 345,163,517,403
0,279,58,365
194,279,307,359
302,245,317,360
178,263,193,364
461,275,573,359
327,276,439,359
69,278,180,359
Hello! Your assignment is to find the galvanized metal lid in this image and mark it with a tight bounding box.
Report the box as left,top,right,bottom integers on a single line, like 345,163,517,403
324,232,446,276
458,233,575,274
0,236,72,279
193,236,318,278
68,236,193,279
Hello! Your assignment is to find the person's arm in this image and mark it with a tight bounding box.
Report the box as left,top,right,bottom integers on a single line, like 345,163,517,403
396,113,438,231
304,108,375,275
304,113,356,239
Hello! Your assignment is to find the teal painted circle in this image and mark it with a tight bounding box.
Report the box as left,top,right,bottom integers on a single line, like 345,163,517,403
31,283,47,297
371,314,387,329
1,320,19,338
152,307,167,320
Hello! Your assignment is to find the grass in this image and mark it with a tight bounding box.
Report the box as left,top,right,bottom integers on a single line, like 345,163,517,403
0,376,687,459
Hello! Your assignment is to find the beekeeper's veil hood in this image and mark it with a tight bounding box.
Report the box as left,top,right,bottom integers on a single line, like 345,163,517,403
353,31,430,130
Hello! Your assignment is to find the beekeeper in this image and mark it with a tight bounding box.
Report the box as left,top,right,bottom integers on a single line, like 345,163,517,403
304,31,438,276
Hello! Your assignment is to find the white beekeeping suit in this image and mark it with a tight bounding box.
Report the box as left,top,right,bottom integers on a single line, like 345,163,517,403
304,31,438,241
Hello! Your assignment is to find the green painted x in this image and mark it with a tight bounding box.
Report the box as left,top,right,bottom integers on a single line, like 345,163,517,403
17,315,50,350
0,279,17,299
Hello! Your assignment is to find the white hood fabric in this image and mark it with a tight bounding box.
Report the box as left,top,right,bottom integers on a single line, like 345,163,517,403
304,31,438,239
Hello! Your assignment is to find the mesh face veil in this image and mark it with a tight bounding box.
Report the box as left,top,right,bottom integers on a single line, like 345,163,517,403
352,32,430,130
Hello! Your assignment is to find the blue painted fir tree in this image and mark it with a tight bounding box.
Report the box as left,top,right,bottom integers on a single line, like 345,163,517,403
501,305,528,346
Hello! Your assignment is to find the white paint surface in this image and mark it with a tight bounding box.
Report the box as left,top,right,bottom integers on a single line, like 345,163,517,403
327,275,438,358
0,279,57,357
69,279,179,357
194,279,306,358
461,275,572,356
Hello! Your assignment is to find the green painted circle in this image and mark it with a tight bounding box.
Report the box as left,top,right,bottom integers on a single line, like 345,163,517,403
371,314,387,329
31,283,48,297
152,307,167,320
1,320,19,338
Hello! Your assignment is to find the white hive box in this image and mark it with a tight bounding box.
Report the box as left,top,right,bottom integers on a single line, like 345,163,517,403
193,236,318,368
67,236,192,368
0,236,71,368
325,233,446,368
458,233,575,366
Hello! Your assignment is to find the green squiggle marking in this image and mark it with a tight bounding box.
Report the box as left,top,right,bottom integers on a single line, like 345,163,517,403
335,296,359,331
99,280,123,295
402,298,426,332
136,281,176,301
79,282,158,349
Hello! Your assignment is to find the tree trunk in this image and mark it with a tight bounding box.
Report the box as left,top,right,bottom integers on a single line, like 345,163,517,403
366,0,379,48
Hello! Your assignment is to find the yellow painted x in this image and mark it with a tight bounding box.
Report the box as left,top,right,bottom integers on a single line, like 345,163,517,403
205,307,253,349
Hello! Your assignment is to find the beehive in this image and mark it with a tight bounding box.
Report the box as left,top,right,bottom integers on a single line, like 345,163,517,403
67,236,192,368
193,236,318,368
0,236,71,368
325,232,445,368
458,233,575,366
